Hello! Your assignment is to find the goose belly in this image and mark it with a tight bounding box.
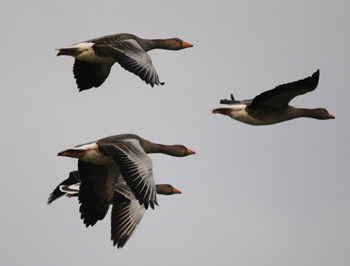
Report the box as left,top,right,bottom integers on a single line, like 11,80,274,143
229,105,265,125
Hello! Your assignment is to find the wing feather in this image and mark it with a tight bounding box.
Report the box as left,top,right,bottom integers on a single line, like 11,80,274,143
78,160,119,227
251,70,320,107
47,171,80,204
111,191,146,248
98,139,157,210
96,39,163,87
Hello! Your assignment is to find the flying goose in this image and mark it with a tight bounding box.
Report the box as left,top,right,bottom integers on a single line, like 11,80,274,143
56,33,193,91
213,70,335,125
57,134,195,227
48,171,181,248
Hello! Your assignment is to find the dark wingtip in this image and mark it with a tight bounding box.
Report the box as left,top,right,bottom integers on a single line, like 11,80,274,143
154,82,165,87
56,50,63,56
141,198,149,209
47,197,53,205
82,218,96,228
78,85,89,92
47,190,62,204
314,69,320,78
309,69,320,89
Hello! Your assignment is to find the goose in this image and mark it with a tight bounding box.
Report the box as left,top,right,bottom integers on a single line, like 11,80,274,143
47,170,80,204
48,171,181,248
212,70,335,125
57,134,195,227
56,33,193,91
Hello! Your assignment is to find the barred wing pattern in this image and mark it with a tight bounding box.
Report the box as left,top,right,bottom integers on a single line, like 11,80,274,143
97,39,164,87
111,178,146,248
98,139,157,210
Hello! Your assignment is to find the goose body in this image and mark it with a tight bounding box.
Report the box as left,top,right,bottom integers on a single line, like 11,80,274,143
57,134,195,227
56,33,193,91
48,171,181,248
213,70,335,125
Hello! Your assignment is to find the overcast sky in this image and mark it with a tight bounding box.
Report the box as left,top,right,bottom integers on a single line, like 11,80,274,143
1,0,349,265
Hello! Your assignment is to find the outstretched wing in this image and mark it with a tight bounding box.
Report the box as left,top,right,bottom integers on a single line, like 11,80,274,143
47,171,80,204
73,59,112,91
98,139,157,210
78,160,119,227
111,178,146,248
251,70,320,107
96,39,164,87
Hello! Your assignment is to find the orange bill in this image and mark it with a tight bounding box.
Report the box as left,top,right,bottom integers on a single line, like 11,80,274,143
182,41,193,48
187,148,196,155
173,187,182,194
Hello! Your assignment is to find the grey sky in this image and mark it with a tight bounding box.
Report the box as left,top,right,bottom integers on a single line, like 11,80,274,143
1,0,349,265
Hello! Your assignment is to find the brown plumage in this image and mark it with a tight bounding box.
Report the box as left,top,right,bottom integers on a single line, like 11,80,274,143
213,70,335,125
48,171,181,248
56,33,193,91
57,134,195,227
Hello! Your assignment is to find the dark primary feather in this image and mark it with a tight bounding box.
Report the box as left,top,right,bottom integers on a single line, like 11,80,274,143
47,171,80,204
73,60,112,91
251,69,320,107
78,160,116,227
48,167,181,248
